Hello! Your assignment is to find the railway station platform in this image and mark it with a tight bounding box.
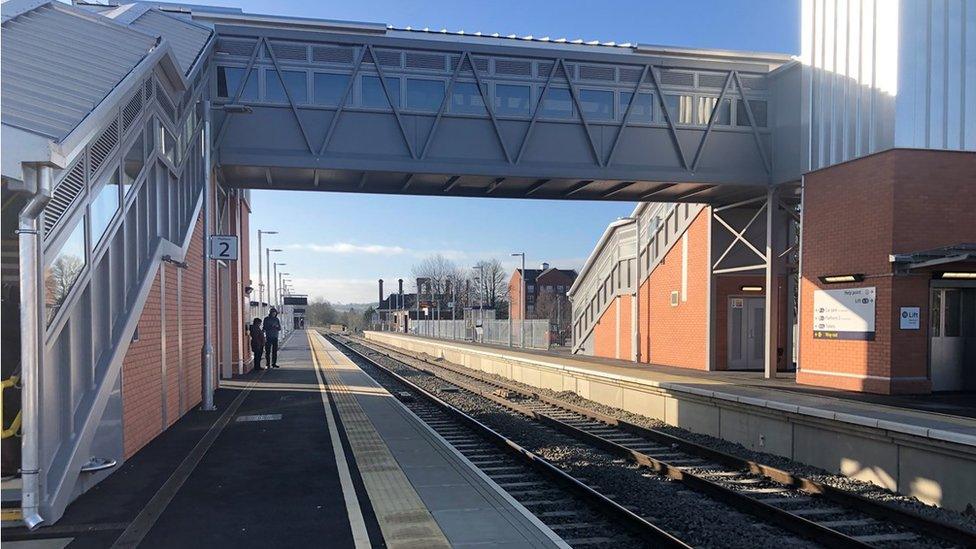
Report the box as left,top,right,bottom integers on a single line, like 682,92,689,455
2,332,563,548
363,331,976,513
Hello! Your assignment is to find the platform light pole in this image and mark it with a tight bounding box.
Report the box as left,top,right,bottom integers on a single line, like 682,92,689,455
266,249,282,313
511,252,525,348
273,262,286,311
257,230,277,312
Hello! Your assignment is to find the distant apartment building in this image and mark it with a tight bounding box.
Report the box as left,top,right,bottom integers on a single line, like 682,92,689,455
509,263,578,320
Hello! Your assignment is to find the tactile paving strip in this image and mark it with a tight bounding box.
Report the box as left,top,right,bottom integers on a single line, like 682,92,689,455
308,333,451,549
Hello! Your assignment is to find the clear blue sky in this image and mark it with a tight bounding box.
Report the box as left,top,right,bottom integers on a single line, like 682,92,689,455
241,0,800,304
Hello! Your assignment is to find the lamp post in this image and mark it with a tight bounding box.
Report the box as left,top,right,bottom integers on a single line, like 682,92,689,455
273,262,286,311
257,230,277,313
266,248,282,316
511,252,525,348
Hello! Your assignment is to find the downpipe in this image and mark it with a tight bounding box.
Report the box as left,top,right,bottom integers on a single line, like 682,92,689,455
201,100,215,411
17,164,53,530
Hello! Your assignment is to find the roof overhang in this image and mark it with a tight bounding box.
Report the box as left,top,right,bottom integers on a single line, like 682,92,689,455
889,244,976,273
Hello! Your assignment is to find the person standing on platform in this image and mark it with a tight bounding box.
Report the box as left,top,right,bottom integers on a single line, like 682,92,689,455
249,318,266,370
263,308,282,368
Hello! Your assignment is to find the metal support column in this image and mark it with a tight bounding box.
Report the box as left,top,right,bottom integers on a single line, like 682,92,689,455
764,186,780,379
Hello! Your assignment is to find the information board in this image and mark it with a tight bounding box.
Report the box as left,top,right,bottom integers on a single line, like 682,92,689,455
209,235,238,261
812,287,876,340
900,307,920,330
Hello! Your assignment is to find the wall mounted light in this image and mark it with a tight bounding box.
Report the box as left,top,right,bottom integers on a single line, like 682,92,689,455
938,272,976,280
740,285,764,292
818,273,865,284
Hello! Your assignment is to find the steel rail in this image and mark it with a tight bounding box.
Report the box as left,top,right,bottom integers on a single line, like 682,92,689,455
326,334,692,549
352,335,976,548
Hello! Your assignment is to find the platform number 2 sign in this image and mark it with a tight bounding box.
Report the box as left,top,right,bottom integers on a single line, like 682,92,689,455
209,235,239,261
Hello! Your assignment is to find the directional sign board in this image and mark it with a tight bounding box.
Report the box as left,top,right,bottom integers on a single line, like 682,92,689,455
812,286,876,340
209,235,239,261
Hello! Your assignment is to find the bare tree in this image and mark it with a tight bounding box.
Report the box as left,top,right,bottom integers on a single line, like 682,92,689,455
45,254,84,319
472,258,507,308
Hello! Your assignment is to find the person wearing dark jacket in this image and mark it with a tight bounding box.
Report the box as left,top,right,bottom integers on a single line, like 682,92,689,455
249,318,266,370
263,308,282,368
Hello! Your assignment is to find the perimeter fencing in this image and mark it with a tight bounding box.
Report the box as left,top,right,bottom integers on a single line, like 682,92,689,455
407,319,551,349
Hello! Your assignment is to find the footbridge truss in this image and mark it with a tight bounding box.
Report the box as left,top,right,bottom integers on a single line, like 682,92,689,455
209,14,801,203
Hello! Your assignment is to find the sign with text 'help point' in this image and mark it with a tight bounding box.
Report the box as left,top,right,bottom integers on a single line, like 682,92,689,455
812,287,876,341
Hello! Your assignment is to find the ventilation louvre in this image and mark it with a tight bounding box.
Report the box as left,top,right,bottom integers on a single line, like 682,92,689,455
89,118,119,177
144,78,154,101
121,92,143,133
269,41,308,61
43,160,87,239
618,67,643,83
739,75,768,90
659,70,694,87
312,45,355,64
366,49,402,67
405,52,446,70
449,55,489,73
494,58,532,76
697,73,728,89
536,61,572,79
216,38,257,57
579,64,615,81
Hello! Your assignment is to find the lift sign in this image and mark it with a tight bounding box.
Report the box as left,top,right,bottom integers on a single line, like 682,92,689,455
209,235,239,261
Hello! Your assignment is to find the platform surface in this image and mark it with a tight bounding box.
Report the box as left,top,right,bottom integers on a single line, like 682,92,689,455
2,331,563,548
367,332,976,446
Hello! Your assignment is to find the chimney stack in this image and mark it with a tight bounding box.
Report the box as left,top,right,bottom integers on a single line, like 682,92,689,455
378,279,384,307
398,278,404,309
541,262,550,270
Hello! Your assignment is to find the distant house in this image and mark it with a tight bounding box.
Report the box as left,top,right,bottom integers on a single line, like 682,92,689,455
509,263,578,320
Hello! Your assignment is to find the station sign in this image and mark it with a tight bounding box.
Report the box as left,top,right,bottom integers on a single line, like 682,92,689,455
812,287,875,340
209,235,238,261
283,296,308,306
899,307,920,330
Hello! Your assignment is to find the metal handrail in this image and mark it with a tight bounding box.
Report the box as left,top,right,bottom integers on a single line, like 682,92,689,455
1,374,22,439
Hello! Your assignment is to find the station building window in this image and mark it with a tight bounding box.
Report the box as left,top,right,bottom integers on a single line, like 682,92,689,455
540,87,574,119
362,76,400,108
450,82,486,114
266,69,307,104
45,217,86,325
664,94,694,124
579,89,613,121
90,168,120,247
619,91,653,122
494,84,531,116
216,66,257,100
406,78,445,112
313,73,349,105
736,99,767,127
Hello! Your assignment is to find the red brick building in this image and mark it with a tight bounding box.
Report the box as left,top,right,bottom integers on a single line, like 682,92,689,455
509,264,577,321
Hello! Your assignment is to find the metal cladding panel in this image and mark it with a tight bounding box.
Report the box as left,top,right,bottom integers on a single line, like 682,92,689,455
0,2,156,140
129,10,212,76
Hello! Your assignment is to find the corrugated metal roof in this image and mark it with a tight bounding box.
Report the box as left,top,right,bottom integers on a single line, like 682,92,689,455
128,8,211,75
1,2,157,141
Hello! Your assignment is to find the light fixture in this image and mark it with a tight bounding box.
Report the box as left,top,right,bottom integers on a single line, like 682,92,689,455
818,273,865,284
740,285,763,292
938,272,976,279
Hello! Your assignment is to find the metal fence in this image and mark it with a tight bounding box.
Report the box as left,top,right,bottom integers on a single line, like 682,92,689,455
408,319,551,349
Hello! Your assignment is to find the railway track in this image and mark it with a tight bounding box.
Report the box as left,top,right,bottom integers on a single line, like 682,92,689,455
323,333,689,548
333,333,976,549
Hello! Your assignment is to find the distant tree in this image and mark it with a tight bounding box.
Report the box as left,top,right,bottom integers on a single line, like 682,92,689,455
45,254,84,318
472,258,507,308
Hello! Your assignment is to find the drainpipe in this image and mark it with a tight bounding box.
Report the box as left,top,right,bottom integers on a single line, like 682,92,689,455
18,164,54,530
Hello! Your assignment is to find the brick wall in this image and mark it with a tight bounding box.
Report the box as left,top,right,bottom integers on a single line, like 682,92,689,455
644,208,710,370
508,270,523,320
592,294,633,359
121,271,164,458
798,149,976,394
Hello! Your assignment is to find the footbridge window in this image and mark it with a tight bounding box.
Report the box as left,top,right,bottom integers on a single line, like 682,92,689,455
313,72,350,105
579,89,613,121
541,87,574,119
90,168,121,247
362,75,400,108
406,78,446,112
450,82,486,114
216,66,258,100
619,91,654,123
266,69,308,104
494,84,531,116
45,218,87,325
736,99,767,127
